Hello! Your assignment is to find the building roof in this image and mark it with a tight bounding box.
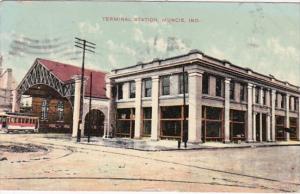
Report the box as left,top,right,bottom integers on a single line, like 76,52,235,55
37,58,107,99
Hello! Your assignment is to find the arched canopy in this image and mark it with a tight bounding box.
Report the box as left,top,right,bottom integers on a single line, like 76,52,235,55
16,59,75,102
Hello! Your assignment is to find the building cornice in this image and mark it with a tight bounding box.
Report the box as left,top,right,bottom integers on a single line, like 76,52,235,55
108,50,300,95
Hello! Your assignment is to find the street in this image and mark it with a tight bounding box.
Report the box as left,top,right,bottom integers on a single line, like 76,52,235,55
0,133,300,192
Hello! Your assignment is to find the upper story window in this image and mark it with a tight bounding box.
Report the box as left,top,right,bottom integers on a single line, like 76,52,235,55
129,81,136,98
281,94,285,108
202,73,209,94
161,75,170,96
263,89,267,105
255,87,260,104
178,73,188,94
275,93,278,107
230,81,235,100
215,77,223,97
57,101,64,121
117,83,123,100
240,83,246,101
295,97,298,111
41,99,49,121
144,79,152,97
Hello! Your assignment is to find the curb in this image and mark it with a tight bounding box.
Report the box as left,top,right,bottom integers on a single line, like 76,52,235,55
78,141,300,152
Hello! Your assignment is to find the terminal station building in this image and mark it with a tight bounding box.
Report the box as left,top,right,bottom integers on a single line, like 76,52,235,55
107,50,300,143
13,58,109,137
13,50,300,143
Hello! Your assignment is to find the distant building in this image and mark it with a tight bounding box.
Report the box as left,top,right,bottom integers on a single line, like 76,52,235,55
0,56,16,112
107,50,300,143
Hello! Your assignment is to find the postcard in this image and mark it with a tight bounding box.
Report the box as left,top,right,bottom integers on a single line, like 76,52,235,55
0,0,299,193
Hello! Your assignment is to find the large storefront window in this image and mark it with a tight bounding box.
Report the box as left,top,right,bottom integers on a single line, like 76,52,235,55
160,106,188,139
230,110,245,140
142,107,152,137
202,106,223,142
275,115,285,140
116,108,135,138
290,117,297,140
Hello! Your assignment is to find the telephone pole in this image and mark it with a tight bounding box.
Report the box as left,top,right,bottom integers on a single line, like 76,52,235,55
74,37,96,142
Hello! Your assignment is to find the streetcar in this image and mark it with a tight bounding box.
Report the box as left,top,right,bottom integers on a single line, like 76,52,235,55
0,112,39,133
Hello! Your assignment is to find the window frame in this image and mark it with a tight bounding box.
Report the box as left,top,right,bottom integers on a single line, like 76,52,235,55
144,78,152,97
202,73,209,94
178,73,188,94
215,77,223,97
129,81,136,99
161,75,170,96
117,83,124,100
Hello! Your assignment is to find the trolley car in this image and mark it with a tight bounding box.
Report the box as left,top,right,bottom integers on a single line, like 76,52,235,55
0,112,39,133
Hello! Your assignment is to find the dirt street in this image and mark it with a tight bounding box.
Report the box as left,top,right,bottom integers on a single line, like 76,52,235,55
1,133,300,192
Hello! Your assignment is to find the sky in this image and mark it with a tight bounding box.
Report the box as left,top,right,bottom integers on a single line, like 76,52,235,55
0,1,299,86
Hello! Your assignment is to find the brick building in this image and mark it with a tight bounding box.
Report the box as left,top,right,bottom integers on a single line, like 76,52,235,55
13,58,109,136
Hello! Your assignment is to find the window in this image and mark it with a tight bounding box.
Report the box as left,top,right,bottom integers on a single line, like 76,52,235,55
281,94,285,108
230,110,245,140
263,89,267,105
202,73,209,94
202,106,223,142
142,107,152,137
275,93,278,107
161,75,170,95
275,115,285,140
129,81,136,98
57,101,64,121
116,108,135,138
290,117,297,140
295,98,298,111
160,106,188,139
240,83,246,101
178,73,188,94
230,81,235,100
41,99,49,121
144,79,152,97
117,83,123,100
215,77,222,97
255,87,260,104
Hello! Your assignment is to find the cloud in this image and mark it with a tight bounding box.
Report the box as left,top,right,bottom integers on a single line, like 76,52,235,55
133,28,145,43
133,28,190,56
108,54,117,67
78,21,102,34
106,40,136,57
207,46,226,59
266,37,299,59
154,37,167,52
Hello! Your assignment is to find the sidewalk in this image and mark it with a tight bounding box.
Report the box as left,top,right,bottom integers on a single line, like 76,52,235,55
76,136,300,151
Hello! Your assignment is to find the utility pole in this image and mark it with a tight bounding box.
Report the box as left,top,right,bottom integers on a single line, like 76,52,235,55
88,72,93,143
75,37,96,142
178,63,188,149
